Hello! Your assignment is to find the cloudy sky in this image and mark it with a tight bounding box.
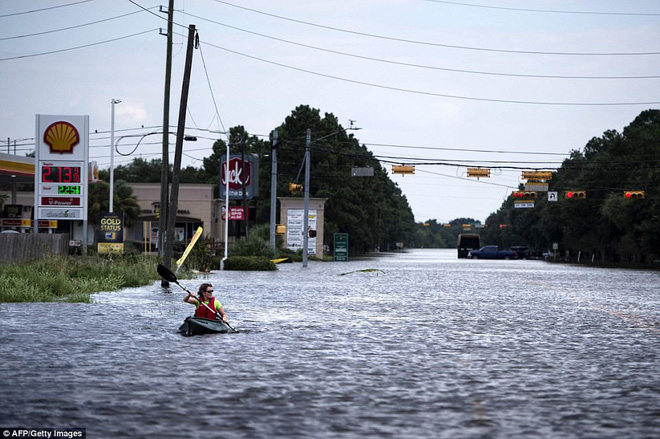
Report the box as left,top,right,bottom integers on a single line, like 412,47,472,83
1,0,658,223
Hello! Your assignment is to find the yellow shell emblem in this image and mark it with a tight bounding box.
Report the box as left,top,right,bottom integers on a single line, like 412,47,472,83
44,121,80,154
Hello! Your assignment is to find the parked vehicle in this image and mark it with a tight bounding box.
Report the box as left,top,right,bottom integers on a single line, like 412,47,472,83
457,233,480,258
468,245,520,260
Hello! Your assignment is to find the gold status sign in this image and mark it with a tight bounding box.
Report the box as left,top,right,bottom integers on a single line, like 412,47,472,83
98,212,124,254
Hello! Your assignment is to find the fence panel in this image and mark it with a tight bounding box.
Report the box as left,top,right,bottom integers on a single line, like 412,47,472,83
0,234,70,264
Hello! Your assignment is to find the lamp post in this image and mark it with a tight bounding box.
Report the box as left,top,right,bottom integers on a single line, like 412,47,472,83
110,99,122,212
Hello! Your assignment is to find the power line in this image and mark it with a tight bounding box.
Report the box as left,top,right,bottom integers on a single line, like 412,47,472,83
422,0,660,17
196,38,660,106
0,0,95,18
211,0,660,56
186,13,660,80
0,29,159,62
365,143,569,156
127,0,188,30
197,41,228,137
0,7,159,41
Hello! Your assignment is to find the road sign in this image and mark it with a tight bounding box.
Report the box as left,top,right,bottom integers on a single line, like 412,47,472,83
548,191,558,202
334,233,349,261
351,167,374,177
514,202,535,208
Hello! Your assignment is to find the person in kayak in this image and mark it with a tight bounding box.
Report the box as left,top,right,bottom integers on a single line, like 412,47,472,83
184,283,228,322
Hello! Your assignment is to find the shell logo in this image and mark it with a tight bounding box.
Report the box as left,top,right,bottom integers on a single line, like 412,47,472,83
44,121,80,154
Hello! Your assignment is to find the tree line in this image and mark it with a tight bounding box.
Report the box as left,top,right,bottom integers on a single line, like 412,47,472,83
107,105,417,254
417,109,660,264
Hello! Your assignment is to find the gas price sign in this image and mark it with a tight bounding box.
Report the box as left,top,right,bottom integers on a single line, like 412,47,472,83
35,115,89,221
41,165,82,183
58,185,81,195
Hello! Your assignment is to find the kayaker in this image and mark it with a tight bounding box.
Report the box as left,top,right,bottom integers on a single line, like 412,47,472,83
184,283,228,322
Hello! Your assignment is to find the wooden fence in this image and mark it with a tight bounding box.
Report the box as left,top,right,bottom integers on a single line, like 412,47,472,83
0,233,70,264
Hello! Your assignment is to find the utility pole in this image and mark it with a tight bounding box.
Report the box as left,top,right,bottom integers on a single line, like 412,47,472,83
302,129,311,268
163,24,196,269
241,138,248,238
269,130,278,247
159,0,174,261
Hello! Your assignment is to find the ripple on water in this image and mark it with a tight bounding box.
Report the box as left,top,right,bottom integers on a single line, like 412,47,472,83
1,249,659,438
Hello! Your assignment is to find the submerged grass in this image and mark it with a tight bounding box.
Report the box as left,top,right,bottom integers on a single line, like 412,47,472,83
0,255,167,303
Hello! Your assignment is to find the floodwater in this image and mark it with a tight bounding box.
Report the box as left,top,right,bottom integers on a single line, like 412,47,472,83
1,249,659,438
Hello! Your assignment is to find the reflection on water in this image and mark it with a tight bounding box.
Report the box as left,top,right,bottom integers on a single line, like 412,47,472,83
1,249,659,438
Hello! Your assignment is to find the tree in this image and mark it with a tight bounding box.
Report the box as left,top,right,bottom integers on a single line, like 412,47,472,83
480,109,660,264
88,180,141,226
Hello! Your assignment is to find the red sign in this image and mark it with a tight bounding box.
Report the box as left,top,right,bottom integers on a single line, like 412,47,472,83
221,158,251,190
228,206,245,220
41,197,81,206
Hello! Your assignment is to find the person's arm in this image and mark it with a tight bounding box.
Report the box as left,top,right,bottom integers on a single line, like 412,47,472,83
216,302,228,322
184,293,198,305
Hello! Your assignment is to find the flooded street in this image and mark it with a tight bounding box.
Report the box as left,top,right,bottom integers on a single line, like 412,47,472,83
1,249,659,438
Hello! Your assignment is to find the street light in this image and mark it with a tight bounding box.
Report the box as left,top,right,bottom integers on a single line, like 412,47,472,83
110,99,122,212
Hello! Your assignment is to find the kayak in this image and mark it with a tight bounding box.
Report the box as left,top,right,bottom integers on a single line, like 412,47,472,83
178,316,230,336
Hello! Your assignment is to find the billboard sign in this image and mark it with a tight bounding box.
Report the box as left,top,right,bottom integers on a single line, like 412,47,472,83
219,154,259,200
98,212,124,254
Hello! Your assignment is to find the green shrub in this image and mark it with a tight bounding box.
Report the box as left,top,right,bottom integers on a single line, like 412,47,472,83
230,232,277,259
223,256,276,271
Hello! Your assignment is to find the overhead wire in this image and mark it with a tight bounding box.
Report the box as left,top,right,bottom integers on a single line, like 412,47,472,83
192,37,660,106
184,12,660,80
197,41,228,137
0,29,159,61
211,0,660,56
421,0,660,17
0,7,159,41
0,0,95,18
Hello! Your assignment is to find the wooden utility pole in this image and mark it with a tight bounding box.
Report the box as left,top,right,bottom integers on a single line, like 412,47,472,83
159,0,174,263
163,24,196,269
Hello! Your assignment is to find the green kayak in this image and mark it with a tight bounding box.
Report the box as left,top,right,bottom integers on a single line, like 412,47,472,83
178,317,230,336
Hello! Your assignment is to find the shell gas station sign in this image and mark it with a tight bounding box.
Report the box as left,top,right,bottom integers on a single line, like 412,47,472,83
34,115,89,221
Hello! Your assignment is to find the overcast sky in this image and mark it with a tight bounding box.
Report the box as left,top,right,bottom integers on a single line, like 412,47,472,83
1,0,658,223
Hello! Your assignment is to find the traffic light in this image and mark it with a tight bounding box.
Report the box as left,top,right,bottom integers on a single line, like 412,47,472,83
512,191,538,199
565,191,587,199
623,190,645,199
521,171,553,180
467,168,490,178
288,182,303,192
392,165,415,175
